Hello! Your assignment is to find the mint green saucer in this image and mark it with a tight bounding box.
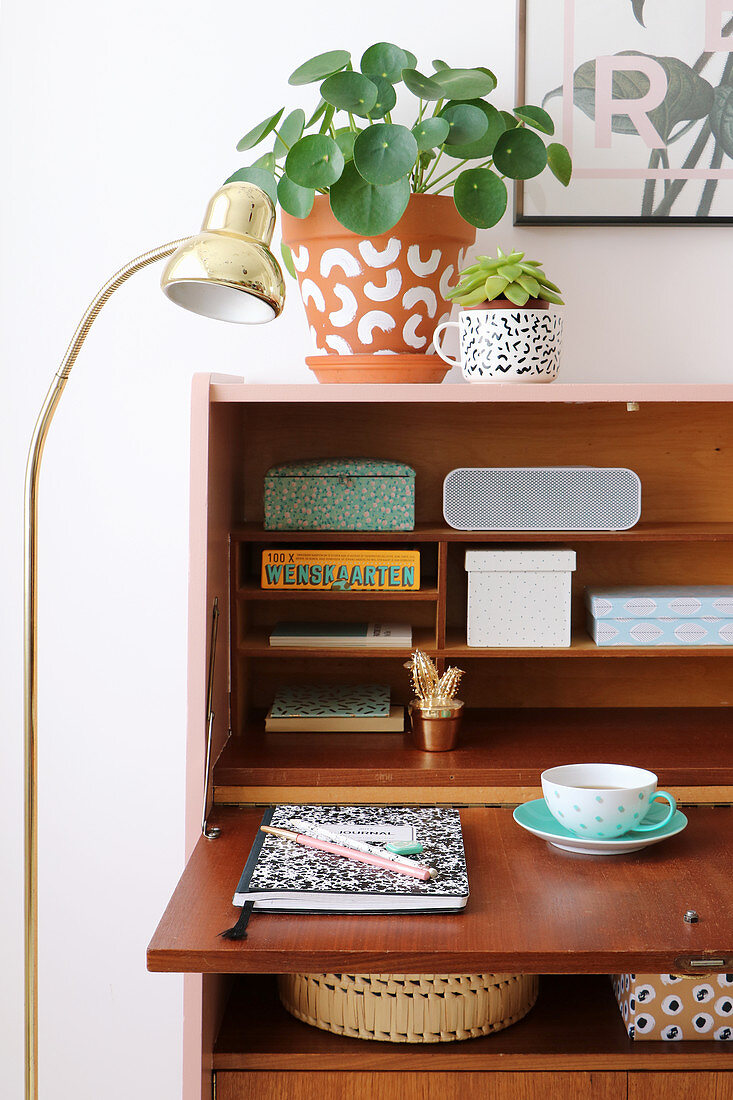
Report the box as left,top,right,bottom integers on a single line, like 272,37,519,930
513,799,688,855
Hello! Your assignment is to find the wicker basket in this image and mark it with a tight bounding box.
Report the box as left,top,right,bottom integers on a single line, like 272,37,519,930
277,972,539,1043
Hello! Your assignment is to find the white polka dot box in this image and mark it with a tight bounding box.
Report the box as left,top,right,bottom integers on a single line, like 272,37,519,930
465,549,576,648
612,972,733,1041
586,586,733,647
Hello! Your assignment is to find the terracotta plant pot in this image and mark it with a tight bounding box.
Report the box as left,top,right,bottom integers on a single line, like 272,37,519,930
281,194,476,382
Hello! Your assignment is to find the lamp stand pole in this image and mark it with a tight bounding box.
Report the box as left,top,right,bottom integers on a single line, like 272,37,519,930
22,238,188,1100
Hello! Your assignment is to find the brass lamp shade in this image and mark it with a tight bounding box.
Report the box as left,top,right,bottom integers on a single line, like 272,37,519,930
161,181,285,323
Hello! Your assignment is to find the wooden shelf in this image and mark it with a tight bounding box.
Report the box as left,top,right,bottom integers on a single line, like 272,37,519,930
445,633,733,658
236,582,439,602
232,522,733,544
213,974,733,1072
210,381,733,405
147,805,733,975
212,709,733,798
237,629,436,657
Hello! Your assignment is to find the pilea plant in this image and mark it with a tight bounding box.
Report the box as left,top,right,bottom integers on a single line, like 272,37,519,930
446,248,564,308
227,43,572,239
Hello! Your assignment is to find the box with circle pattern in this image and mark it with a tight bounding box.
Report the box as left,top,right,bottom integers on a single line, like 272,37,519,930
612,973,733,1041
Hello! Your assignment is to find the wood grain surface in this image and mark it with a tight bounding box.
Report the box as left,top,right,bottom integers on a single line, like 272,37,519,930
213,708,733,790
216,1070,627,1100
628,1072,733,1099
147,805,733,975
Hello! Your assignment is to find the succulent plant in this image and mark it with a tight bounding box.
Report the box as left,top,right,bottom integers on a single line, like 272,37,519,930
446,248,564,307
227,43,572,241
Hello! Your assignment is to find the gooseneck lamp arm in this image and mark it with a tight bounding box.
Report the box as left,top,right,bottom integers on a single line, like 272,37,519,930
23,238,188,1100
23,181,285,1100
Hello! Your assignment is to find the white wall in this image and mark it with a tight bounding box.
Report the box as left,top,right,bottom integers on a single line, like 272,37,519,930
1,2,731,1098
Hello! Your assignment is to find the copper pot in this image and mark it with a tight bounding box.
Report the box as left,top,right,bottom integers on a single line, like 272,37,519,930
409,699,464,752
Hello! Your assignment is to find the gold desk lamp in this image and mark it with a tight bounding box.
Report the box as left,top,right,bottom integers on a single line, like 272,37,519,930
23,181,285,1100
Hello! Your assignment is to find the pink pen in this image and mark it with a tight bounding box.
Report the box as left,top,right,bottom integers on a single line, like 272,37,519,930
260,825,432,882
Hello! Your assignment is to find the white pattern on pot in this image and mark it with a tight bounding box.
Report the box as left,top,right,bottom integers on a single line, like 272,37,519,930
329,284,358,327
403,286,437,317
358,238,401,267
291,245,310,272
357,310,396,343
403,314,427,349
407,244,441,275
364,268,402,301
320,248,362,278
300,278,325,311
439,265,458,299
324,334,353,354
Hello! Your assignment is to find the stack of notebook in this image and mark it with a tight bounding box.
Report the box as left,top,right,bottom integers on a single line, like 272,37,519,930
265,683,405,732
233,804,469,913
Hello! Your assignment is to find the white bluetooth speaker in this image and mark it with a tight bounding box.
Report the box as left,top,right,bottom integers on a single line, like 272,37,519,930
442,467,641,531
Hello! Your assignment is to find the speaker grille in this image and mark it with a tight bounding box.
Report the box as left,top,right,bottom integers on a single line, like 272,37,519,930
443,467,641,531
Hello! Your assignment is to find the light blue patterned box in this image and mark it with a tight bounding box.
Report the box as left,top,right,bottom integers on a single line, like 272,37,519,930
585,586,733,619
587,613,733,647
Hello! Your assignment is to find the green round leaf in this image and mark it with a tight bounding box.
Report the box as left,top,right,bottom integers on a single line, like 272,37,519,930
441,103,489,146
224,166,277,204
412,116,450,151
547,142,572,187
273,109,306,159
360,42,409,84
289,50,351,86
335,127,357,161
251,151,276,171
277,174,315,218
320,71,378,117
354,123,418,185
402,68,444,100
513,105,555,135
402,48,417,69
369,76,397,118
500,110,520,129
285,134,345,188
493,127,548,179
432,67,495,100
236,108,284,152
280,242,296,279
329,160,410,234
442,99,506,160
453,167,507,228
432,58,449,71
476,66,498,90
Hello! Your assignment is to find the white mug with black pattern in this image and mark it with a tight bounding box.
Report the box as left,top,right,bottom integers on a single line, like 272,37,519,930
433,308,564,383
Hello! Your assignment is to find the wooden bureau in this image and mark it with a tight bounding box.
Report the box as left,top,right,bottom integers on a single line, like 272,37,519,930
149,378,733,1099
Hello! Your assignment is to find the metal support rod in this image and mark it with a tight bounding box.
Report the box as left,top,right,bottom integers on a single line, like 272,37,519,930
22,238,188,1100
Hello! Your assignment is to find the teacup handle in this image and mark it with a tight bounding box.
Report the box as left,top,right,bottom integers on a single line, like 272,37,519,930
630,790,676,832
433,320,460,366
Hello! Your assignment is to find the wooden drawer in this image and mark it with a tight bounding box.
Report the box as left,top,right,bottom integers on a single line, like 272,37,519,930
628,1072,733,1098
216,1071,627,1100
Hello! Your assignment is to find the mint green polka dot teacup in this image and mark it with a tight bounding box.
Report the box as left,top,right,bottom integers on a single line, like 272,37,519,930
541,763,676,840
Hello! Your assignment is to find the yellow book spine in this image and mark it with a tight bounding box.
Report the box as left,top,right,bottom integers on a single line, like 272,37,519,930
261,549,420,591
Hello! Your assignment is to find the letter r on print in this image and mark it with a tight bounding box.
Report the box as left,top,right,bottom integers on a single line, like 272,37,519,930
594,55,668,149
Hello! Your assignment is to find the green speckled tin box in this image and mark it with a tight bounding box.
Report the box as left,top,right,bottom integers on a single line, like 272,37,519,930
264,458,415,531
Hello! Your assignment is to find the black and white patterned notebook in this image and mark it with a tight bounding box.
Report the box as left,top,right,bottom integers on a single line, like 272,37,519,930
233,804,469,913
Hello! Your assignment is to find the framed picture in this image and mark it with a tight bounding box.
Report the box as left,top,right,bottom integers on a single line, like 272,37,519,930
516,0,733,223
